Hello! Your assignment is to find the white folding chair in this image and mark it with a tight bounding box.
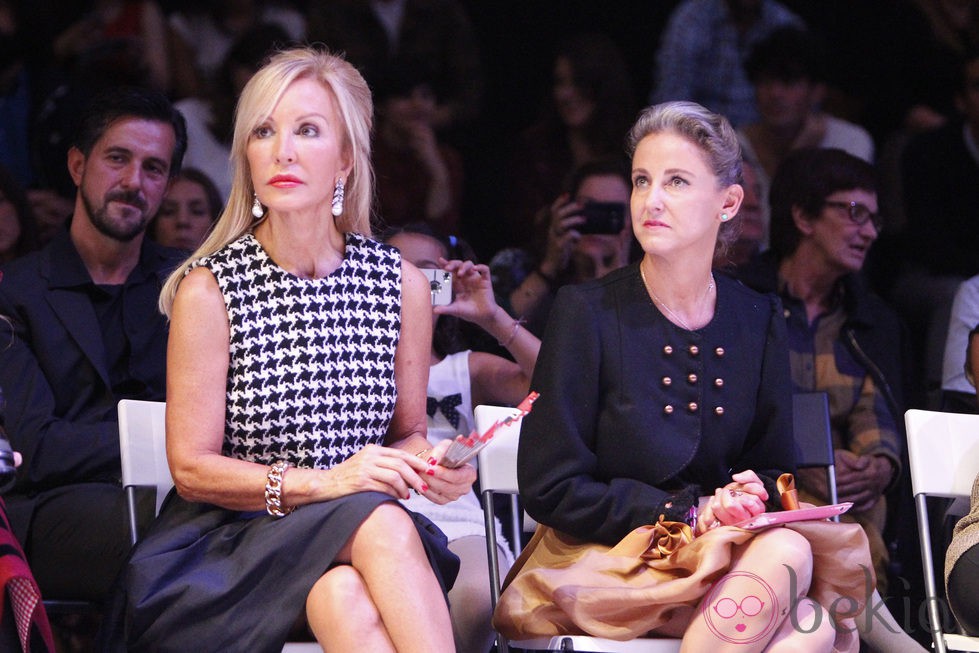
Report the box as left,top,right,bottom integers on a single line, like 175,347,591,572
117,399,324,653
475,404,682,653
905,409,979,653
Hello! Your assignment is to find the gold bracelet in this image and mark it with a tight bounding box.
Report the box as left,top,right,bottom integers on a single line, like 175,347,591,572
265,460,295,517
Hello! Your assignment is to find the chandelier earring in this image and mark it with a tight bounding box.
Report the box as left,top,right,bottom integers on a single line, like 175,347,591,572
252,193,265,219
331,177,345,217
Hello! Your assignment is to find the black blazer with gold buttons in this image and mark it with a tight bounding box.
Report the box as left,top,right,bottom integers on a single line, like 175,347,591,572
518,264,795,546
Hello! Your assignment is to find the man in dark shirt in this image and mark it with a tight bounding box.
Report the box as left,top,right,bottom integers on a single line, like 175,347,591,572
0,86,186,601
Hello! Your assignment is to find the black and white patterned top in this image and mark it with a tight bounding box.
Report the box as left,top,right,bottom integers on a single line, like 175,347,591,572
191,231,402,469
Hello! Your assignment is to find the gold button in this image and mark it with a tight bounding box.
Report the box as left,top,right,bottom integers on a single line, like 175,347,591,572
689,345,699,355
662,376,672,386
688,402,698,412
714,378,724,387
783,309,791,319
714,406,725,415
664,404,674,414
687,373,698,383
663,345,673,355
715,347,725,357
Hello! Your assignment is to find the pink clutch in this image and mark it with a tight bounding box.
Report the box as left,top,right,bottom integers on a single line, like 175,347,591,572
734,502,853,530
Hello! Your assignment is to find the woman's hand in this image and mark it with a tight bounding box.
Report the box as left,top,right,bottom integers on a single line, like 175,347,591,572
328,444,431,501
696,470,769,534
418,438,477,505
538,194,586,280
434,258,498,326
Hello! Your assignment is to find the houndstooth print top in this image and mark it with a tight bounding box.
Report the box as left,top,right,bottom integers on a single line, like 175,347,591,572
191,231,402,469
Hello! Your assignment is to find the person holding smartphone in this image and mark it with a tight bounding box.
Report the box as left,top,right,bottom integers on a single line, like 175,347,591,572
383,223,540,652
490,157,634,337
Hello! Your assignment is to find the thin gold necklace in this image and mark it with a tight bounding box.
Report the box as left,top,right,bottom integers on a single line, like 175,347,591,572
639,264,715,331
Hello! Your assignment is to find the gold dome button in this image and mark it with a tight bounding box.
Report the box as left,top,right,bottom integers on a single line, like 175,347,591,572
662,376,672,386
663,345,673,355
687,373,698,383
714,406,725,415
688,402,698,412
714,378,724,387
715,347,725,357
664,404,674,415
689,345,699,355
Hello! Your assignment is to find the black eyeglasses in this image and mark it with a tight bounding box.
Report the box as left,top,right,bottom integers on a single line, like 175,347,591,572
823,200,883,233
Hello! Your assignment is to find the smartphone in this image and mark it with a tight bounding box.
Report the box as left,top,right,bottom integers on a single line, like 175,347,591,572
577,201,626,235
420,268,453,306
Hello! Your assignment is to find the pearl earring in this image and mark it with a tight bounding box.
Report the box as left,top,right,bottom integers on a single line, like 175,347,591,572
252,193,264,219
720,213,730,222
331,178,345,217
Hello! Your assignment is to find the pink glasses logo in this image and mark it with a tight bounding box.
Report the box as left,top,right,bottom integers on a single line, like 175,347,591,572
703,571,779,644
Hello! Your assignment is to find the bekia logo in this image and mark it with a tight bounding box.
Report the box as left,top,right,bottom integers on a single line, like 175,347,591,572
703,571,779,644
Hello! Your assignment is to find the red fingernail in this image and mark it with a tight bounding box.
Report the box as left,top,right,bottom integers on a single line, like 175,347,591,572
426,468,435,476
427,457,438,465
421,484,429,492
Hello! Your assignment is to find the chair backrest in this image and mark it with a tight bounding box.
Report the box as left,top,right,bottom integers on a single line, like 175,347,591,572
118,399,172,515
905,409,979,499
792,391,834,467
475,404,525,494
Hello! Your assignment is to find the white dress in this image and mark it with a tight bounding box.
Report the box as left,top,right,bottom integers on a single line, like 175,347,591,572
400,351,514,562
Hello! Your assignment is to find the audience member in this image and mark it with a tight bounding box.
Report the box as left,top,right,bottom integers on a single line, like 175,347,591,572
892,48,979,406
23,190,73,249
941,276,979,412
149,167,222,252
384,223,539,653
176,22,293,201
946,468,979,636
373,66,464,236
504,32,636,246
0,0,34,188
49,0,172,94
492,158,634,337
0,388,54,653
168,0,305,89
111,48,471,652
0,164,39,264
495,101,874,651
732,148,905,595
650,0,803,127
0,86,187,603
722,157,765,267
307,0,482,135
738,27,875,249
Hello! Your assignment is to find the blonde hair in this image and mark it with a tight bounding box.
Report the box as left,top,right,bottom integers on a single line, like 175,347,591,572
158,47,375,316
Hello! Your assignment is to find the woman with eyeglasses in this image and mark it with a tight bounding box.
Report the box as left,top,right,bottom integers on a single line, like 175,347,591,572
731,147,906,603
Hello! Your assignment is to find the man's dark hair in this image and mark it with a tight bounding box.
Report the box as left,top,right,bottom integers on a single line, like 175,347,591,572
769,147,878,258
72,86,188,178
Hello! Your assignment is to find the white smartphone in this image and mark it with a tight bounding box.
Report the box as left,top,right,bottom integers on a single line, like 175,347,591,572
420,268,453,306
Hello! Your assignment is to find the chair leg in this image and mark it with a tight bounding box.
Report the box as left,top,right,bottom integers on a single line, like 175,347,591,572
483,491,509,653
916,494,948,653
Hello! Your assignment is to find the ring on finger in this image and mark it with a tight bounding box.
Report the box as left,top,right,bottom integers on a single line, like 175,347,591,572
729,489,744,497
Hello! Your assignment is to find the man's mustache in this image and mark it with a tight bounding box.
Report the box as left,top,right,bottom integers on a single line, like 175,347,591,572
106,190,147,211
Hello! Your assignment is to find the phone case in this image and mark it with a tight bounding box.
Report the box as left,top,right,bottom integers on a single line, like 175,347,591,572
438,392,539,468
734,502,853,530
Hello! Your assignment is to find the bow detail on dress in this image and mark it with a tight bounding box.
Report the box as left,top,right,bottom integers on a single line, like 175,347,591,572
427,393,462,429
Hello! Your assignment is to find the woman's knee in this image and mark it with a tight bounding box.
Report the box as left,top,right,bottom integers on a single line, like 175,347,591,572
354,502,420,555
308,566,383,628
748,528,814,590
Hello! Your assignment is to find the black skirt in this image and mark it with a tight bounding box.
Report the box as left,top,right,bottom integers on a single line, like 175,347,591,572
109,490,458,653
